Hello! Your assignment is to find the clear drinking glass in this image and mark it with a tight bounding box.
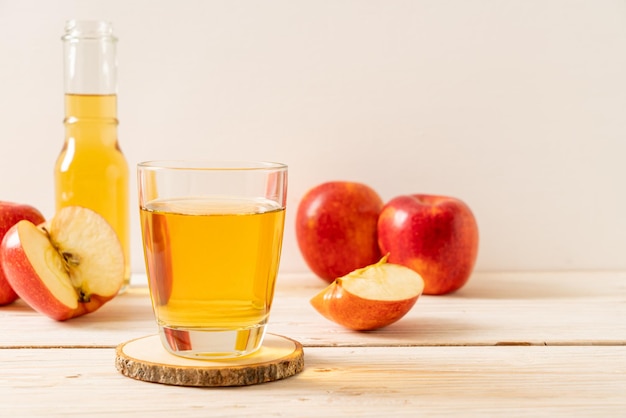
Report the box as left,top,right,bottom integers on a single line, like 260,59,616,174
138,161,287,359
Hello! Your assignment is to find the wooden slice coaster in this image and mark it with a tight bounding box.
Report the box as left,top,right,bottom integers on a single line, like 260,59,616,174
115,333,304,387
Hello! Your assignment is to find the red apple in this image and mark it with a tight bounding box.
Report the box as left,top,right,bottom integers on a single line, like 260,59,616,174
0,201,46,305
296,181,383,282
377,194,479,295
1,206,125,320
310,256,424,331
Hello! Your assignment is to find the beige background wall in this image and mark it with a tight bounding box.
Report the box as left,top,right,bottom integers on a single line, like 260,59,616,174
1,0,624,275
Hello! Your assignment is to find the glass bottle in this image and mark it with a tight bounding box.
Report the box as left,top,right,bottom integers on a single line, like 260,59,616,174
55,20,130,292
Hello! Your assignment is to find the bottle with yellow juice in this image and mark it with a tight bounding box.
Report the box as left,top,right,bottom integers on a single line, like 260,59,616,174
55,21,130,291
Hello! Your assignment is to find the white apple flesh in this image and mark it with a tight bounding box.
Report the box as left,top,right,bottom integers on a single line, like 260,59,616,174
310,256,424,331
1,206,124,321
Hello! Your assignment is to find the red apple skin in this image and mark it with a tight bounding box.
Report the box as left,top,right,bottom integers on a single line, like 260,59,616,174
1,223,114,321
296,181,383,282
310,282,419,331
0,202,45,305
377,194,479,295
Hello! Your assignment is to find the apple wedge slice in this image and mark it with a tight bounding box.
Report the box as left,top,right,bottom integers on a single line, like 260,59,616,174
1,206,124,321
310,255,424,331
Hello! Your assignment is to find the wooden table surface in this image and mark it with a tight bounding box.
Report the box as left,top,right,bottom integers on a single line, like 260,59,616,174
1,271,625,417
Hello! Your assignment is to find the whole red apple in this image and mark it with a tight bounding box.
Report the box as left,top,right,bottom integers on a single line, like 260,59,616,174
377,194,479,295
0,201,46,305
296,181,383,282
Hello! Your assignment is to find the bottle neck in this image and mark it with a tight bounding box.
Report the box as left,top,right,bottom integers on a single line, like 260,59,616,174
65,93,117,119
63,20,117,95
64,94,118,147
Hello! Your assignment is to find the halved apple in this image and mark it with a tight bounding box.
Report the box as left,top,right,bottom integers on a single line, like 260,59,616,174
310,255,424,331
0,206,124,321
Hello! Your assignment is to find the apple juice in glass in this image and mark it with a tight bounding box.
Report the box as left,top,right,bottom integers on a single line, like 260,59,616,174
138,161,287,359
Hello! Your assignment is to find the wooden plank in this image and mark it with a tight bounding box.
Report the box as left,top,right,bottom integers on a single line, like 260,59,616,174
0,271,624,348
0,287,156,347
273,270,626,347
0,346,624,416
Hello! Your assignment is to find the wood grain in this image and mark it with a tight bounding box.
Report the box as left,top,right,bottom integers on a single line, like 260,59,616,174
1,271,624,348
1,346,625,416
1,271,625,416
115,334,304,387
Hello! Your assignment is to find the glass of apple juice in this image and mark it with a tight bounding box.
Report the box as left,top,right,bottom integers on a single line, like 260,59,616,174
137,161,287,359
